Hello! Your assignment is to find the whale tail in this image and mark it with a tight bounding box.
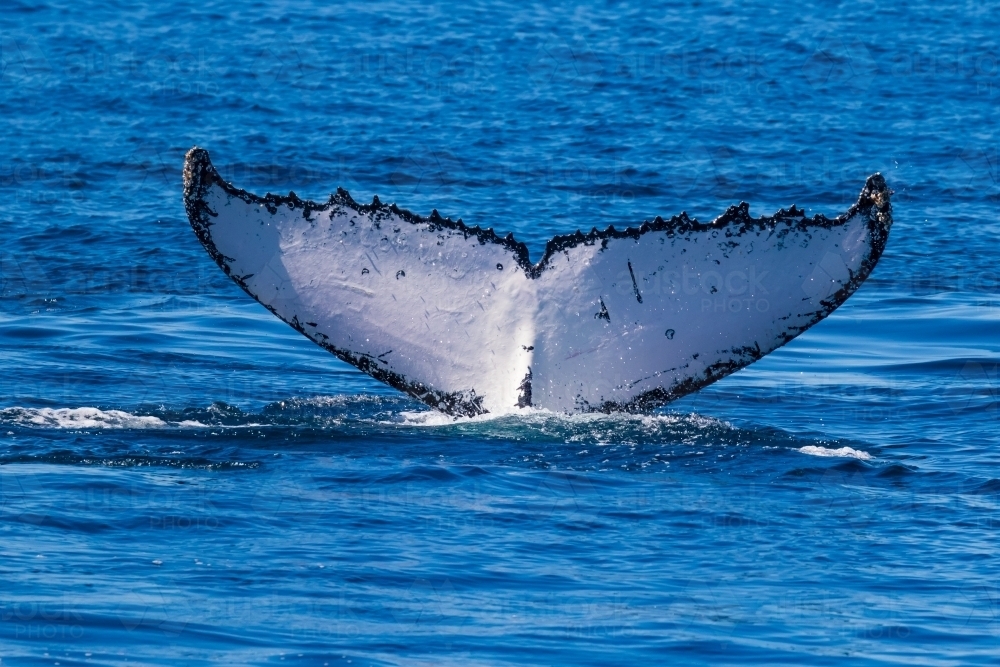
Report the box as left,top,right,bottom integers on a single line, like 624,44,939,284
183,147,891,416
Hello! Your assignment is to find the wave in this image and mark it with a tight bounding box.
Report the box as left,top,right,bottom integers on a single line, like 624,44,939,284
0,398,731,433
0,407,169,429
0,405,270,430
0,451,260,469
1,398,885,474
798,445,873,460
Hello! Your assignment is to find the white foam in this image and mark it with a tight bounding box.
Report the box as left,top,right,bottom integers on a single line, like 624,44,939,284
0,408,276,430
1,407,167,429
798,445,872,461
396,409,501,426
394,406,731,431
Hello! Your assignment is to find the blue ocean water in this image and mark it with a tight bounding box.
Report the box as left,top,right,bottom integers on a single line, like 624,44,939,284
1,0,999,663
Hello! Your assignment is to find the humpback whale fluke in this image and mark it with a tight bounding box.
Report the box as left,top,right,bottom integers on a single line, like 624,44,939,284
183,147,892,417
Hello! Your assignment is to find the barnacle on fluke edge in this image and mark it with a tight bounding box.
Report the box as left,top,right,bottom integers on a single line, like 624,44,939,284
184,147,891,416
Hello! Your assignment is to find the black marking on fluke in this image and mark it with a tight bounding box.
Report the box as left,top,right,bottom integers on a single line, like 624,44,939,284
516,367,532,408
184,147,893,416
627,261,642,304
595,298,611,322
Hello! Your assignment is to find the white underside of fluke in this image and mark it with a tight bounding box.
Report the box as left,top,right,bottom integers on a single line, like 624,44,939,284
183,148,892,416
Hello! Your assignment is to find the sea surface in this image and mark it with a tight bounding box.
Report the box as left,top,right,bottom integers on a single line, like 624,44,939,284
2,0,999,664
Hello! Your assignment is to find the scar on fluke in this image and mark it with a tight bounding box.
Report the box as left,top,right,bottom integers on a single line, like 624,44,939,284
627,261,643,303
